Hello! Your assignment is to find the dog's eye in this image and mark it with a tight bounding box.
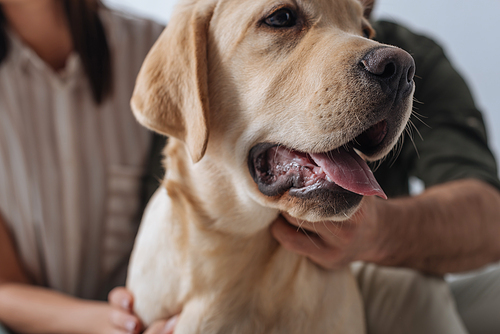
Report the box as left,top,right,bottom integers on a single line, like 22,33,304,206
265,8,297,28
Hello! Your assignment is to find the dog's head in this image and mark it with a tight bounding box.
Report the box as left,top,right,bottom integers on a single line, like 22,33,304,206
132,0,414,227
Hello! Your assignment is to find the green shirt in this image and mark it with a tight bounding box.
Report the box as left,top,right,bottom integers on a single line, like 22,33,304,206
372,20,500,197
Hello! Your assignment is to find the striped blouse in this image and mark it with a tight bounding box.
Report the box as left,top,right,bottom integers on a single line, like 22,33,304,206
0,8,163,300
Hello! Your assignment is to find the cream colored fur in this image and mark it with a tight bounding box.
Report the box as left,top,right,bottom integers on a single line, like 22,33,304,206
127,0,413,332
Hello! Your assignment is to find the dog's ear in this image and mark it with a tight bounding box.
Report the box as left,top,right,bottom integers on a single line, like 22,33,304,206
360,0,375,19
131,2,216,163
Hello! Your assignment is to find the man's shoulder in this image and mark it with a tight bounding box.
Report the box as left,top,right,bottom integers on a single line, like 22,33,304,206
372,20,437,49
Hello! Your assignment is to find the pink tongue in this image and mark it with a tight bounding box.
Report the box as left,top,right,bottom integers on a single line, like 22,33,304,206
309,147,387,199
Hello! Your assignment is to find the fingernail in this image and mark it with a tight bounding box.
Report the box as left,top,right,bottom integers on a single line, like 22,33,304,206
122,298,131,310
163,315,178,333
126,320,137,331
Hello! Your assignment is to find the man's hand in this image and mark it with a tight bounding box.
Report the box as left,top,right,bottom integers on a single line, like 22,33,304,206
108,287,178,334
272,180,500,274
271,196,389,269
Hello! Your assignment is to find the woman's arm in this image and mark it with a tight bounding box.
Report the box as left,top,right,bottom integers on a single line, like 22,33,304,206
0,214,141,334
0,212,30,286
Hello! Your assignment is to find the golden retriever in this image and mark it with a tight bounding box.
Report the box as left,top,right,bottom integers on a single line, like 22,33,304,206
125,0,432,332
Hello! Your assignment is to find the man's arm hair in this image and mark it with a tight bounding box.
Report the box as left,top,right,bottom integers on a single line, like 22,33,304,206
376,179,500,275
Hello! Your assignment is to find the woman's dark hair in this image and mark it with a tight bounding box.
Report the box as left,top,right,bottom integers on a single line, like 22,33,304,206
0,0,112,104
0,10,8,64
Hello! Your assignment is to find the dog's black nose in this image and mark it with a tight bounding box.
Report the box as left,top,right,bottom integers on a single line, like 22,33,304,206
361,47,415,95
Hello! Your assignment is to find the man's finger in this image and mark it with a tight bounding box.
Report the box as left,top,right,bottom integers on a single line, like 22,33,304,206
271,215,325,255
109,287,134,311
271,215,344,269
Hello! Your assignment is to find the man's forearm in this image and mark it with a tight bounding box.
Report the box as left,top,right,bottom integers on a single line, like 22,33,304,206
377,179,500,275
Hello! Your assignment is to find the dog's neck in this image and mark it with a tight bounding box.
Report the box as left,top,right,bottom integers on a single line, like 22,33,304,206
164,138,279,236
162,138,295,287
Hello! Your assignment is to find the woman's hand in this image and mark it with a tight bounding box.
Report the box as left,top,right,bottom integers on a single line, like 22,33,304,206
143,317,178,334
107,287,143,334
108,287,178,334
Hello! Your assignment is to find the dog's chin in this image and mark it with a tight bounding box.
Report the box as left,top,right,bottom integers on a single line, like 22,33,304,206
248,120,392,220
285,185,363,221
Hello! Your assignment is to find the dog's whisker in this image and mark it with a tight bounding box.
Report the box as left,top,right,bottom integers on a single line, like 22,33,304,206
411,109,427,118
273,143,282,163
298,226,321,249
388,134,405,167
354,113,361,125
408,119,424,141
325,221,344,240
411,111,431,129
312,223,326,241
322,221,338,237
296,219,308,232
339,220,348,235
370,159,383,172
404,126,420,159
412,97,424,104
328,150,336,161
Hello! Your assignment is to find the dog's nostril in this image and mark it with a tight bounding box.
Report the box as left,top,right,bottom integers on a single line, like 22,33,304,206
406,64,415,83
361,58,397,79
380,62,396,79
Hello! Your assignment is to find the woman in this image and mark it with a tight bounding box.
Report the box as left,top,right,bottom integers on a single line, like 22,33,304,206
0,0,170,332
